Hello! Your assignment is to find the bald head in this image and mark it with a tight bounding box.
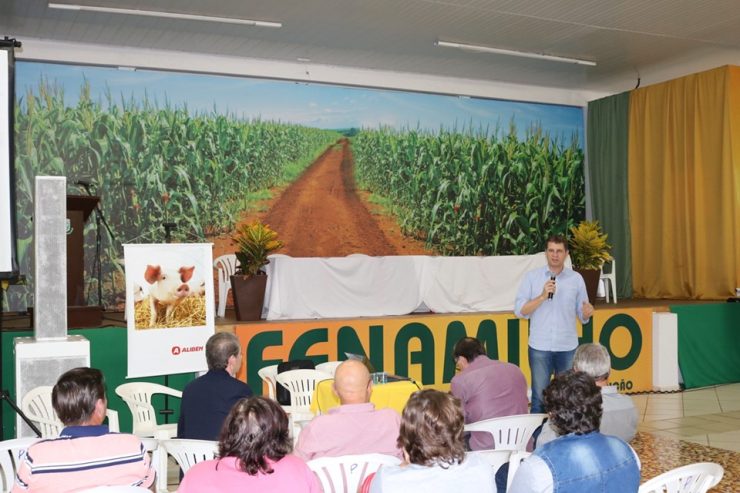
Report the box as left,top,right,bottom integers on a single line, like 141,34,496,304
333,360,372,405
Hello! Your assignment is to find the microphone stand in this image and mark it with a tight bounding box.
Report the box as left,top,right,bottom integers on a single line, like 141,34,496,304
160,220,177,424
0,390,42,438
79,183,117,308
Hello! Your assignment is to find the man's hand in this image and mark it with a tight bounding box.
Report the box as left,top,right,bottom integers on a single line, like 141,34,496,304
582,301,594,319
542,278,556,299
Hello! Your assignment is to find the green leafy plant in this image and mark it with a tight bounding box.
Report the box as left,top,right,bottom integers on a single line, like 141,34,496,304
10,79,338,310
568,220,611,269
352,123,585,256
232,221,284,276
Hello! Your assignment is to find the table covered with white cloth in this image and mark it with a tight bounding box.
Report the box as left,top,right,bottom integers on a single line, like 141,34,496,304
262,252,562,320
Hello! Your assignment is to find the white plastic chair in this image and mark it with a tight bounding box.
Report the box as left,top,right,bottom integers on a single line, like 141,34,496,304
106,409,120,433
21,386,62,438
0,437,38,493
507,451,532,488
600,257,617,304
140,438,167,493
21,386,120,437
467,449,512,475
315,361,343,377
115,382,182,438
463,413,546,451
159,438,218,474
214,254,239,318
308,453,401,493
638,462,724,493
275,369,331,414
257,364,279,399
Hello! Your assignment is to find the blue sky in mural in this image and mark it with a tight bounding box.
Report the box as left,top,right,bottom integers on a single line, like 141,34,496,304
17,62,583,145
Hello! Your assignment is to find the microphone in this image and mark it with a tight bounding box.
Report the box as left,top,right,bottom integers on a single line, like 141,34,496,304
548,274,556,300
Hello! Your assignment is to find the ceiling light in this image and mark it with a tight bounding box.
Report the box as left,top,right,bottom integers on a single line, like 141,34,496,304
435,40,596,66
48,3,282,28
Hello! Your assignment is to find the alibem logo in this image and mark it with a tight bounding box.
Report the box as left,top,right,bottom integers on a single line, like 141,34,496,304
171,345,203,355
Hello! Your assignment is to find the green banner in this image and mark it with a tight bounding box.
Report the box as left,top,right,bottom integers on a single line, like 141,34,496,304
671,303,740,389
1,327,194,439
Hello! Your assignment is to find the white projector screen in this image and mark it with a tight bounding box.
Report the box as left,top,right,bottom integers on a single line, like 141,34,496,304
0,46,18,279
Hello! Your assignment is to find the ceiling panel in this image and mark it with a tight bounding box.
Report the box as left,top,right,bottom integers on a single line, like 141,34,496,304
2,0,740,92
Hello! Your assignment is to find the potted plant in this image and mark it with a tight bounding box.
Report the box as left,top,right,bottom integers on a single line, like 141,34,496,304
230,221,284,321
568,220,611,303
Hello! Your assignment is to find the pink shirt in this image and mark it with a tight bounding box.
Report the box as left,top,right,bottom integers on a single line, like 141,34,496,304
12,427,154,493
178,455,320,493
295,403,402,460
450,355,529,450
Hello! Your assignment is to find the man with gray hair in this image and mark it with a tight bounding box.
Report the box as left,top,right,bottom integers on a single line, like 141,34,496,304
178,331,253,440
536,342,638,446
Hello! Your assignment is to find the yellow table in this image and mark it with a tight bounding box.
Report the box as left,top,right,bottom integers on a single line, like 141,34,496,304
310,379,419,415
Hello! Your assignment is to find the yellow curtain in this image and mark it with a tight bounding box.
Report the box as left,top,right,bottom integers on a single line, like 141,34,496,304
628,66,740,299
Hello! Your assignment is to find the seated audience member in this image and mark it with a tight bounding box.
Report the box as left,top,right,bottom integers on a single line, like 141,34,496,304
368,389,495,493
508,371,640,493
13,368,155,493
178,396,320,493
536,342,638,446
450,337,528,450
295,359,402,460
178,332,253,440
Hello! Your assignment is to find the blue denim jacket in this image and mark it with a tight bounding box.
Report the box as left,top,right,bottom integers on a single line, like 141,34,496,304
535,431,640,492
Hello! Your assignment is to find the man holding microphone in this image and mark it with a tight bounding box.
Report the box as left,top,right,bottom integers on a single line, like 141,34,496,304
515,234,594,413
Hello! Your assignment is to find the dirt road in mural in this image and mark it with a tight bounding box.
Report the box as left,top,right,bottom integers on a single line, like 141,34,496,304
263,139,431,257
213,139,432,259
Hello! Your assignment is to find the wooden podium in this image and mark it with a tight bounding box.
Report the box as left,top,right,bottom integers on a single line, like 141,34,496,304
67,195,103,327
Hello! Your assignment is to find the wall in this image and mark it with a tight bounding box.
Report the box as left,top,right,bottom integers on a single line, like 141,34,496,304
16,38,604,107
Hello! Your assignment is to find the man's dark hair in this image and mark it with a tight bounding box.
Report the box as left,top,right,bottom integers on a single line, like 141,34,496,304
452,337,486,363
543,370,602,436
52,367,106,426
206,332,241,370
545,234,568,250
218,396,292,475
398,389,465,468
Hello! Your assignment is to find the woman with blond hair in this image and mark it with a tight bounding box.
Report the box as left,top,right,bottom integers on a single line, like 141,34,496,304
368,389,494,492
178,396,320,493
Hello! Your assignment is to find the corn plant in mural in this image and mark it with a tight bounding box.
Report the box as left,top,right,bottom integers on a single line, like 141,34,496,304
352,124,585,255
10,80,339,310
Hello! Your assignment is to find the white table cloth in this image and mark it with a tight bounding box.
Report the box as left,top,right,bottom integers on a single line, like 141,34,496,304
262,252,566,320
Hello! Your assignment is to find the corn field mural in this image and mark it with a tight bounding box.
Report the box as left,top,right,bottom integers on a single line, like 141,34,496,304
6,61,584,312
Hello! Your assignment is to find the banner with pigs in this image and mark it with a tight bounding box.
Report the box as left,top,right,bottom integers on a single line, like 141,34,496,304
124,243,215,378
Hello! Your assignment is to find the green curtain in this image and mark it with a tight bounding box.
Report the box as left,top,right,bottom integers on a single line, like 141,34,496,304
671,303,740,388
587,92,632,298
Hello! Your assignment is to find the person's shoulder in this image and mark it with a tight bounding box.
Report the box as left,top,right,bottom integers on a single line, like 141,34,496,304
25,436,69,454
95,432,146,450
188,457,220,472
374,406,401,418
277,454,313,472
373,407,402,423
525,266,548,278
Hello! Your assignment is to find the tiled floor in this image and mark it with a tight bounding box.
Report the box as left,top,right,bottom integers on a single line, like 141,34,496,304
633,383,740,492
634,383,740,452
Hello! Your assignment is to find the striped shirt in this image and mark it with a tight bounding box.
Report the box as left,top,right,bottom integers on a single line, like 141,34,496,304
12,425,154,493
